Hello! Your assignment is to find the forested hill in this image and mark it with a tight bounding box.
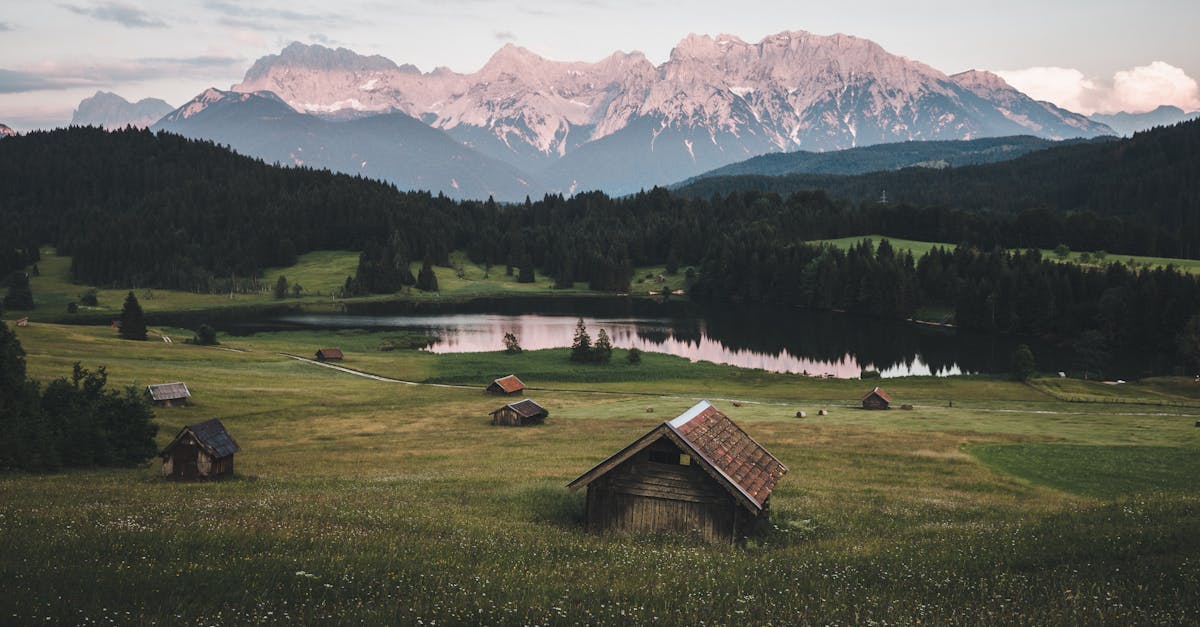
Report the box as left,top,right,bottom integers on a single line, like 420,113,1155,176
676,120,1200,256
677,135,1095,182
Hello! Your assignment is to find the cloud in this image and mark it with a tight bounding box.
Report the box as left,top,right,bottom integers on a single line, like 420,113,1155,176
308,33,342,46
997,62,1200,115
493,30,516,41
59,2,167,28
0,56,244,94
0,21,14,32
204,1,351,30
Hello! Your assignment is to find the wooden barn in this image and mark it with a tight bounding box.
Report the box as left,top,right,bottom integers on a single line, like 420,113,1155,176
160,418,240,480
862,387,892,410
567,400,788,543
315,347,344,362
490,399,548,426
146,382,191,407
486,374,526,395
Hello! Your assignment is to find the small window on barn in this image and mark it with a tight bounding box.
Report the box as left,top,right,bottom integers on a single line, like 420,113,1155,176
679,454,692,466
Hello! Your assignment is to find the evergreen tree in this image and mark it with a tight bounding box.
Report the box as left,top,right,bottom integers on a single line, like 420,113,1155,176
1011,344,1036,381
273,275,289,299
593,329,613,364
517,254,535,284
570,318,591,363
3,271,34,310
626,347,642,365
193,324,219,346
503,332,522,354
118,291,147,341
416,258,439,292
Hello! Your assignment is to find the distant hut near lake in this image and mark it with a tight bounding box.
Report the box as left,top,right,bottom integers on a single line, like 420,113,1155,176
160,418,240,480
146,382,191,407
862,386,892,410
567,400,787,543
490,399,549,426
486,374,526,395
315,347,344,362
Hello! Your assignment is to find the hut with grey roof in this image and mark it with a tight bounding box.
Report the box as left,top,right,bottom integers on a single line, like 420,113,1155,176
490,399,548,426
146,382,191,407
567,400,787,543
160,418,240,480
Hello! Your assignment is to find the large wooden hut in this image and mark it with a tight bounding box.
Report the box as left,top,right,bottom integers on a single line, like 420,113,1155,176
861,387,892,410
486,374,526,395
146,382,191,407
490,399,548,426
160,418,240,480
567,400,787,543
315,347,344,362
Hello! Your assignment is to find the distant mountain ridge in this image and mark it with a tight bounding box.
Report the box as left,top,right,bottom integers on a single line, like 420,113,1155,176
152,89,539,201
678,135,1081,183
71,91,173,129
227,33,1113,196
0,124,15,137
1090,105,1200,137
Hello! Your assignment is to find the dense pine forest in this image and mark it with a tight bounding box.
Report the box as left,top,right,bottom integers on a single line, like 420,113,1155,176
3,125,1200,366
678,119,1200,258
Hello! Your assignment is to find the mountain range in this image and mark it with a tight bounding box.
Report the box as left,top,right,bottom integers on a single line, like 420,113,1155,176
71,91,174,129
0,124,15,138
90,30,1125,199
1090,105,1200,137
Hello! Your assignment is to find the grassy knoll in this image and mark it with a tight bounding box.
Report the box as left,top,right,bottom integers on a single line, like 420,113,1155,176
10,247,671,323
811,234,1200,274
2,322,1199,623
1029,376,1200,407
973,444,1200,498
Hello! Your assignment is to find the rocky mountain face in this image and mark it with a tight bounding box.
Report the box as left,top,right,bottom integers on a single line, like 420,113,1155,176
219,31,1114,197
1090,105,1200,137
152,89,539,201
71,91,174,129
0,124,15,137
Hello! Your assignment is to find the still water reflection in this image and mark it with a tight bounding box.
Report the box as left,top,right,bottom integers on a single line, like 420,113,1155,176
271,305,1071,378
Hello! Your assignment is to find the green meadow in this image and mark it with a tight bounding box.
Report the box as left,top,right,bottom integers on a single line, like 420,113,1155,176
811,234,1200,274
2,320,1199,624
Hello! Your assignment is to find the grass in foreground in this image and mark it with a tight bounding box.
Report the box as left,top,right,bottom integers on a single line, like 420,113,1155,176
2,322,1199,624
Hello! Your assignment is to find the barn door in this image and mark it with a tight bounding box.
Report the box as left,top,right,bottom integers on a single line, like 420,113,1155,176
175,440,199,478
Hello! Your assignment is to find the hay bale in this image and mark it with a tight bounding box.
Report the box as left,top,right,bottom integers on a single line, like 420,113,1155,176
818,409,828,416
732,401,744,408
645,406,654,413
795,411,806,418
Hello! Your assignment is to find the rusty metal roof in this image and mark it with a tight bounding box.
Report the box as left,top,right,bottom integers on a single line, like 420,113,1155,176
498,398,547,419
147,382,190,401
568,400,787,512
491,374,526,394
162,418,240,459
863,387,892,403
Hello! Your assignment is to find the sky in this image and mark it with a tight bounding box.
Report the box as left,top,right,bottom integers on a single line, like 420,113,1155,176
2,0,1198,130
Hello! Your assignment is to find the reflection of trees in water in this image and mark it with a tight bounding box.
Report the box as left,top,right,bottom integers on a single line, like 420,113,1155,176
695,304,1060,375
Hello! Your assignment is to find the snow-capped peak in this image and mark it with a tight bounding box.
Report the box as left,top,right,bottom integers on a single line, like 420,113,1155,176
0,123,16,137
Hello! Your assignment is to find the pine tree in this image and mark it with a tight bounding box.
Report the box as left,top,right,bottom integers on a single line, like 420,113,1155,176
273,275,289,299
119,291,147,341
1011,344,1036,381
593,329,613,364
517,254,535,284
626,347,642,365
503,332,522,354
3,271,34,310
416,258,439,292
570,318,591,363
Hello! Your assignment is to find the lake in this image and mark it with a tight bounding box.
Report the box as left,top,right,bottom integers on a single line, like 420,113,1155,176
239,298,1093,378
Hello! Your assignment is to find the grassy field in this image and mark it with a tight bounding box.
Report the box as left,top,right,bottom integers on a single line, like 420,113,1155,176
811,234,1200,274
2,322,1199,623
9,247,640,323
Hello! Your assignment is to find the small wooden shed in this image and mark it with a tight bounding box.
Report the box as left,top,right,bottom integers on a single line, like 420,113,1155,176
315,347,344,362
862,386,892,410
567,400,788,543
486,374,526,395
160,418,240,480
491,398,548,426
146,382,191,407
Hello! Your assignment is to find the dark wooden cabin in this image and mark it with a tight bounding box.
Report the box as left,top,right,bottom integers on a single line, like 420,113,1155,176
486,374,526,395
490,399,548,426
567,400,788,543
315,347,344,362
861,387,892,410
146,382,191,407
160,418,240,480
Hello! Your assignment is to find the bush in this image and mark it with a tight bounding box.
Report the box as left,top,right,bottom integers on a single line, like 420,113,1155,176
860,369,881,379
1012,344,1036,381
626,347,642,365
192,324,219,346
